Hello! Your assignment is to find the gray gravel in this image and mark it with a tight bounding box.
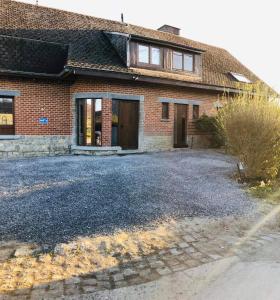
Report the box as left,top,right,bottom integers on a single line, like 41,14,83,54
0,150,256,246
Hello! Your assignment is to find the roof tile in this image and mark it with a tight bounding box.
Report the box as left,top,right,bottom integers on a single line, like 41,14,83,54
0,0,261,88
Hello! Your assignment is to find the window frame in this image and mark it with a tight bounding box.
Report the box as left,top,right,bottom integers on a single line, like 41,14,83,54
137,43,163,67
161,102,169,120
192,105,200,120
0,96,15,135
172,51,195,73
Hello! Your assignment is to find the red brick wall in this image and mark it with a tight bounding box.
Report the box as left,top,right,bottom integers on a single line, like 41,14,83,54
101,98,112,146
0,76,71,135
0,76,221,142
71,77,221,139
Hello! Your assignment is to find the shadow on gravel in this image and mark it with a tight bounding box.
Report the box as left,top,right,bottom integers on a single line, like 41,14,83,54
0,150,255,247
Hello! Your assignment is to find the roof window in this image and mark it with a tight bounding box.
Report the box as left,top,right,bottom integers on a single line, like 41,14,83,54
230,72,251,83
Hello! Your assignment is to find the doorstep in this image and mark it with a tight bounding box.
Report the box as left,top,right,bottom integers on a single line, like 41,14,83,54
0,135,21,140
71,146,122,152
117,149,145,155
71,145,144,156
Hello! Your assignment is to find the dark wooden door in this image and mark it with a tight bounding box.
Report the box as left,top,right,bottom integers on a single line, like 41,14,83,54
174,104,188,148
118,100,139,149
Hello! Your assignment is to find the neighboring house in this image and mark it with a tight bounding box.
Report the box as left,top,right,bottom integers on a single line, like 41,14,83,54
0,0,261,157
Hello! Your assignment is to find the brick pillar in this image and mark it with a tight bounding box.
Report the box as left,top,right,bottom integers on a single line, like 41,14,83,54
102,99,112,146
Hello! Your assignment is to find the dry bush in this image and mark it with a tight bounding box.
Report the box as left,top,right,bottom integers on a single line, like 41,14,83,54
217,82,280,180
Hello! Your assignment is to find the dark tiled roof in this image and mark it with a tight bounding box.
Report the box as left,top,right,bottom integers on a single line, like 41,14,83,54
0,0,261,88
0,35,68,74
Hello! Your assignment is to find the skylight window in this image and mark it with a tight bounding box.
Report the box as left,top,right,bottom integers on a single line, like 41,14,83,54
230,72,251,83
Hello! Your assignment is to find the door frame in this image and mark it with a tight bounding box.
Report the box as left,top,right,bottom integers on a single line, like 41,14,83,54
72,92,145,149
174,103,188,148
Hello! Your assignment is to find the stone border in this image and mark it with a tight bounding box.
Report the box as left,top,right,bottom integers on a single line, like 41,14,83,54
0,90,20,97
2,226,280,299
159,97,202,106
73,93,144,102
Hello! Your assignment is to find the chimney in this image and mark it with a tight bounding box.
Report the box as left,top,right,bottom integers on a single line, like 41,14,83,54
158,25,180,36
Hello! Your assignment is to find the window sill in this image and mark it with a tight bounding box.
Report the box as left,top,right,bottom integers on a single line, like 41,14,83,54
161,119,170,122
0,135,21,140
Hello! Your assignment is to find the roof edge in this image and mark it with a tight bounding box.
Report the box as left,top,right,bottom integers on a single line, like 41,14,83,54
72,67,239,93
0,67,72,79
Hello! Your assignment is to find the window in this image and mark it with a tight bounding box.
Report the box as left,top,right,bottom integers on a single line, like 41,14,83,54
172,51,194,72
0,97,14,135
151,47,161,65
172,51,183,70
77,98,102,146
230,72,251,83
138,45,149,64
193,105,199,119
162,102,169,119
137,44,161,66
184,54,194,72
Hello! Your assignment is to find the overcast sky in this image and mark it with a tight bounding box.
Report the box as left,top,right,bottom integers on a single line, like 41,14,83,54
19,0,280,93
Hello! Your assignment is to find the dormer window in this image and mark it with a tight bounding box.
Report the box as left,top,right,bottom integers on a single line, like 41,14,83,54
130,41,200,75
151,47,161,65
172,51,194,72
138,45,149,63
184,54,194,72
173,51,183,70
137,44,162,66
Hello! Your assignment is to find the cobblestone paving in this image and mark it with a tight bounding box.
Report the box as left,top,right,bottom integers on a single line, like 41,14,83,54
1,213,280,300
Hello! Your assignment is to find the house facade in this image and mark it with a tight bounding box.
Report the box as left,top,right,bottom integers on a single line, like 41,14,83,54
0,0,260,158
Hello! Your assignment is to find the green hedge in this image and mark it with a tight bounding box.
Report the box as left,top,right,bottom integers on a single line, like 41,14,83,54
195,114,224,148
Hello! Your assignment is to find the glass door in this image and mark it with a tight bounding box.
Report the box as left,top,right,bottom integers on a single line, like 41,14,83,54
0,97,14,135
77,98,102,146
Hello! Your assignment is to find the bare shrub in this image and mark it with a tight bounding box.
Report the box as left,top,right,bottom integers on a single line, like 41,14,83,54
218,82,280,180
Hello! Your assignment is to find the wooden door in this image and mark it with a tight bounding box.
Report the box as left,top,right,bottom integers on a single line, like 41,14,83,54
174,104,188,148
118,100,139,149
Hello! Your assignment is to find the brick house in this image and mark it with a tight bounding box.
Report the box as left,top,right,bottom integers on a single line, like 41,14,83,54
0,0,262,157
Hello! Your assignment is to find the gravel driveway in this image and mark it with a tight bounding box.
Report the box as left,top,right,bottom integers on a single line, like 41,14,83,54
0,150,255,246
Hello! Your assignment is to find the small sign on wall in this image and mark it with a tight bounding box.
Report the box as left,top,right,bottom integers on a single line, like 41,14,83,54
39,117,48,125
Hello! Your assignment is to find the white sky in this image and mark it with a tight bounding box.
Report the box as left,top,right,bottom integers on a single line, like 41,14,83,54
19,0,280,93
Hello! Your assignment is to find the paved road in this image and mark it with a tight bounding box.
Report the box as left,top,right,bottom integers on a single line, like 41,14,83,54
0,150,255,246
